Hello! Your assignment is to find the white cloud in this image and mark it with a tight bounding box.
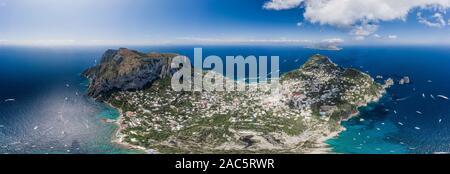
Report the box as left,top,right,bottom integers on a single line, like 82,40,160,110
350,24,378,36
264,0,450,37
176,37,311,44
349,23,379,40
388,35,398,39
263,0,304,10
302,0,450,27
373,34,381,38
417,12,446,28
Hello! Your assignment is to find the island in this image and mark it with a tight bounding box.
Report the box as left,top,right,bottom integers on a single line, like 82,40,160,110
83,48,393,154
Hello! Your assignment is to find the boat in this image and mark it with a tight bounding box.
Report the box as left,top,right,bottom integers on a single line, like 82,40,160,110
396,97,408,101
437,95,449,100
4,99,15,102
430,94,436,100
416,111,423,114
439,119,443,123
394,110,398,114
65,84,70,88
415,127,421,130
398,122,404,126
33,126,38,130
422,93,426,98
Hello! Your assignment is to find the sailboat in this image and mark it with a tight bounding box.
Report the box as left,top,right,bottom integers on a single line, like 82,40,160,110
4,99,15,102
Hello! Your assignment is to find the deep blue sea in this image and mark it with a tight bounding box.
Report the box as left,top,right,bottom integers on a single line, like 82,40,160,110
0,45,449,154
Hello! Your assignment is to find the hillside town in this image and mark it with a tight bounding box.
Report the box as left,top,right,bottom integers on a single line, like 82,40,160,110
99,54,391,153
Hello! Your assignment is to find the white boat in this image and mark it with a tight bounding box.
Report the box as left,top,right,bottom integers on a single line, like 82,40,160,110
398,122,404,126
439,119,443,123
396,97,408,101
422,93,426,98
394,110,398,114
65,84,70,88
416,111,423,114
430,94,436,100
4,99,15,102
437,95,449,100
33,126,38,130
415,127,421,130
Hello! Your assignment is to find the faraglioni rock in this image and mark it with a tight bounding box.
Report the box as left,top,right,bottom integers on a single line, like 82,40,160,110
83,48,180,100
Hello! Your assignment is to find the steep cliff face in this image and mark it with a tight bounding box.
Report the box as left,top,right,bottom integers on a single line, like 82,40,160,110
83,48,179,100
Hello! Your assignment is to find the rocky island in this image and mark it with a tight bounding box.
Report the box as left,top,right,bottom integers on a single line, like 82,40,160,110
83,48,392,154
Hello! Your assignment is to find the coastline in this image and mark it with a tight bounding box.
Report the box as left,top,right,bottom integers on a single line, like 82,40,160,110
105,102,149,153
103,86,388,154
310,87,389,154
89,56,391,154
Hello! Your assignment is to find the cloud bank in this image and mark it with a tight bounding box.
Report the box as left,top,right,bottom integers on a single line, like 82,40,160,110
263,0,304,10
264,0,450,39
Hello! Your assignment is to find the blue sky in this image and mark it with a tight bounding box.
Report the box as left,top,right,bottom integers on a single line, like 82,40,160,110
1,0,450,46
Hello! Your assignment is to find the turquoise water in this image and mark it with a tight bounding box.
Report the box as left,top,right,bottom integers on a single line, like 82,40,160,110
326,98,409,154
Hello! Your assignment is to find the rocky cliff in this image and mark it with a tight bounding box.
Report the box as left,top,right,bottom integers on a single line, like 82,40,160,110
83,48,179,100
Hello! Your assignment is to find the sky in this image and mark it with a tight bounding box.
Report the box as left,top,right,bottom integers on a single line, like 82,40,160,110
1,0,450,46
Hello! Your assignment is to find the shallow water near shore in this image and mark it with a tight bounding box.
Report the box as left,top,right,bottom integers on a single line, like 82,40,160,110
1,45,449,154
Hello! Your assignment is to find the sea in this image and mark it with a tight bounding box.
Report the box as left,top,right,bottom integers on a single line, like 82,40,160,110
0,45,449,154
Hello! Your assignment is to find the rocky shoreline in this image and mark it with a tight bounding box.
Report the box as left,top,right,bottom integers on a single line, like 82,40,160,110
85,48,391,154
